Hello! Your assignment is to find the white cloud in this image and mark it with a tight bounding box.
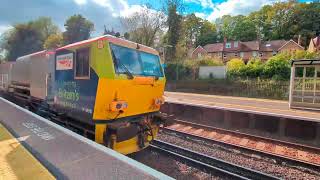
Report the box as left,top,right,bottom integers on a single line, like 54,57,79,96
185,0,215,8
90,0,144,17
189,0,287,21
194,12,207,19
73,0,87,5
0,25,11,36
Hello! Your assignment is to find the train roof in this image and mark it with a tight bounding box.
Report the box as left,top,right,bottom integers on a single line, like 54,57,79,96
56,35,159,55
16,50,54,61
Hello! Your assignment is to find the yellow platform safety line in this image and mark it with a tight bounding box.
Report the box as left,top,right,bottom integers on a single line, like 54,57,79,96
0,123,55,180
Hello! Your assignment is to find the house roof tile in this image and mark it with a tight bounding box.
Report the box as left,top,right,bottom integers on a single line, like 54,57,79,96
203,43,223,52
260,40,287,51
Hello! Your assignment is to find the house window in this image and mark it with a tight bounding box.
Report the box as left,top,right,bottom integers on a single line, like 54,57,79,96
234,41,238,48
240,52,244,58
198,53,202,58
75,48,90,79
225,43,231,48
272,51,277,56
252,51,257,57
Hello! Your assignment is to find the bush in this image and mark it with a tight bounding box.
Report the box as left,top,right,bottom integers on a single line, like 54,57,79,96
263,52,291,80
197,56,224,66
244,58,264,78
226,58,246,77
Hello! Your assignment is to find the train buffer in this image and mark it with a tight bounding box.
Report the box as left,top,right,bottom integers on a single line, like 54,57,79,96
0,97,172,180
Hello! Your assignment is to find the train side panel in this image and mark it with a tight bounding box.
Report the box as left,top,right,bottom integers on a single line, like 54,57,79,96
10,51,54,100
11,56,31,86
53,45,102,124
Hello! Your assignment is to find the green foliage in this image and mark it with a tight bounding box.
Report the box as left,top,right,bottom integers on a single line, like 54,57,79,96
226,50,320,80
197,57,224,66
0,17,59,61
44,33,63,49
243,58,264,77
31,17,60,41
263,53,291,80
196,31,219,46
165,62,195,80
216,15,257,41
1,24,43,61
166,2,182,61
226,58,246,77
63,14,94,45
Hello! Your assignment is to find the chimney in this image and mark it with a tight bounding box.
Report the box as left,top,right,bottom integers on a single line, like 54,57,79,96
223,37,227,43
298,35,301,46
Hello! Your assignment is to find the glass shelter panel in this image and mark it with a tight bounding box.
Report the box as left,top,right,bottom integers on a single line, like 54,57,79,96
291,64,320,109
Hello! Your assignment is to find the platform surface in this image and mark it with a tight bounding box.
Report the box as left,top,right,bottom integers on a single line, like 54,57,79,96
165,92,320,122
0,123,54,180
0,97,172,180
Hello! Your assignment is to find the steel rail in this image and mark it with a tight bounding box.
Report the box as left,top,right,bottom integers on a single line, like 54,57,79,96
163,119,320,169
151,140,280,180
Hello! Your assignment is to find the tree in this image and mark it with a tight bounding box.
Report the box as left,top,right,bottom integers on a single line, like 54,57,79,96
1,24,43,61
196,21,219,46
291,2,320,47
165,1,182,61
124,32,130,39
269,1,296,40
44,33,63,49
0,17,59,61
63,14,94,45
183,14,202,46
31,17,60,42
216,15,257,41
121,6,166,46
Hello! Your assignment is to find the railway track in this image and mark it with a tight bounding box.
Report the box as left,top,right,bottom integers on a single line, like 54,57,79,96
163,119,320,169
150,140,280,180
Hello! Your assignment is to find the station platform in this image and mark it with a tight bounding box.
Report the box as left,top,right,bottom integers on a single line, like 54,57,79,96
165,92,320,122
0,97,172,180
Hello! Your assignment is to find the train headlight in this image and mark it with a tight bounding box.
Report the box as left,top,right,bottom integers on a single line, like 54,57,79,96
154,97,164,107
110,101,128,112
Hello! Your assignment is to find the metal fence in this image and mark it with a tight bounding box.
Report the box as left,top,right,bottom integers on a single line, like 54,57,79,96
166,79,290,100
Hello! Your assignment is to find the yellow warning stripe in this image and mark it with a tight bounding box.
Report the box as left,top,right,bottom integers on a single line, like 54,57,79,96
0,123,55,180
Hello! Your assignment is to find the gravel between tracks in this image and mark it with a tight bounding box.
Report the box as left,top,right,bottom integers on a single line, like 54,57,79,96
130,148,231,180
157,131,320,180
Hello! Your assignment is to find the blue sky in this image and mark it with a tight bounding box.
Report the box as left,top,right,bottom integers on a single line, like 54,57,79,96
0,0,313,36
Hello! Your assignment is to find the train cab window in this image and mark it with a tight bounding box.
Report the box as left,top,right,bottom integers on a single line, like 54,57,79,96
75,48,90,79
140,52,163,77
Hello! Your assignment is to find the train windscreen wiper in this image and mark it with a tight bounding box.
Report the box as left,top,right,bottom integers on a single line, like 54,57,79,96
111,51,134,79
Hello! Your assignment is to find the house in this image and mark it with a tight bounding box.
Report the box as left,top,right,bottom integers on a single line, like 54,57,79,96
308,36,320,52
192,39,304,63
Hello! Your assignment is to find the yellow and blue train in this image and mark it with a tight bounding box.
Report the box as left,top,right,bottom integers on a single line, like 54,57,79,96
0,35,166,154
